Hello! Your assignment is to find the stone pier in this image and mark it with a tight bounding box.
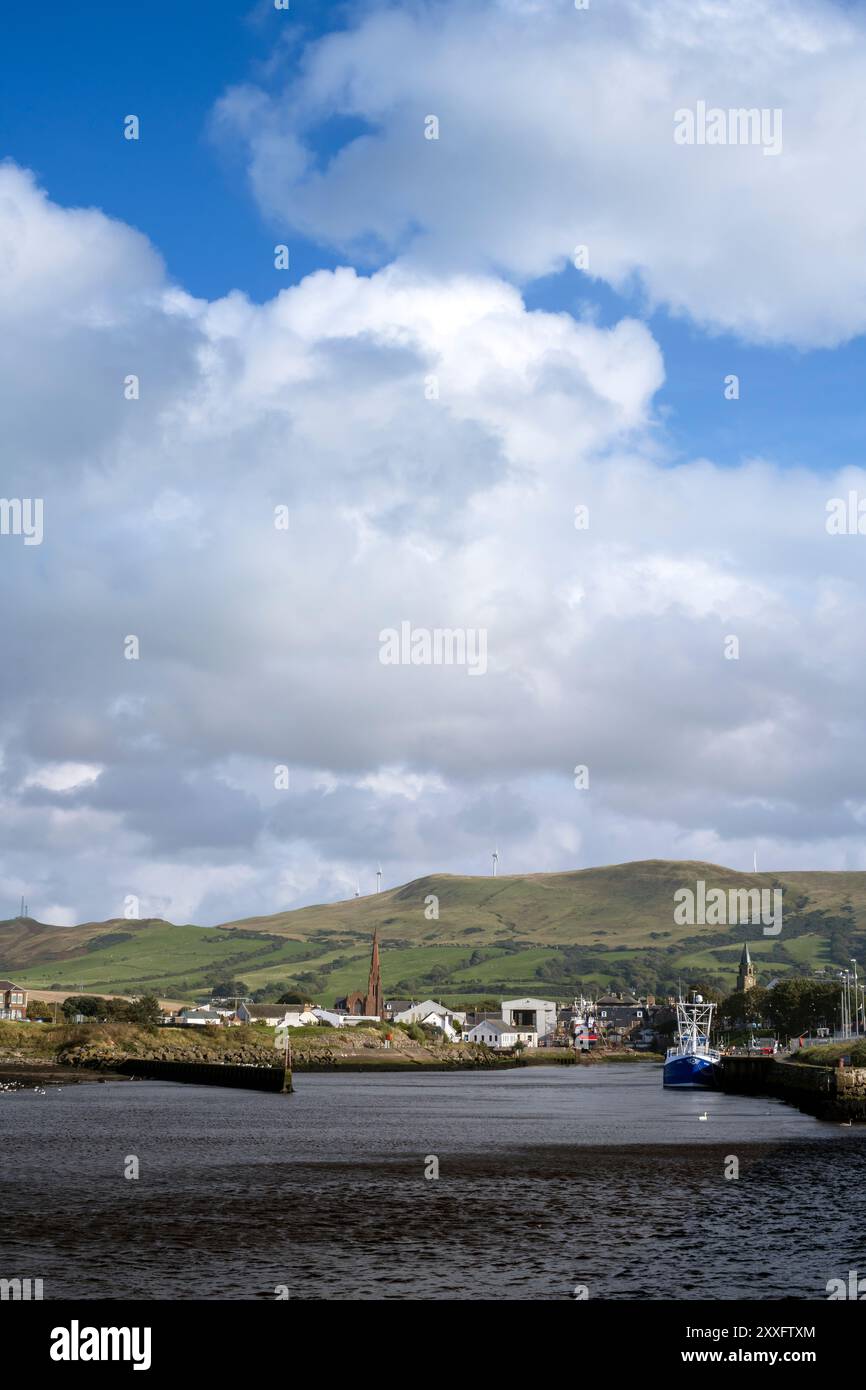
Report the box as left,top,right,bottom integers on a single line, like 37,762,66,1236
116,1058,292,1093
718,1055,866,1120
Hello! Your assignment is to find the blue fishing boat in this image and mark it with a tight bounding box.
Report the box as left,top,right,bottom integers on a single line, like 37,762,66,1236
663,995,720,1088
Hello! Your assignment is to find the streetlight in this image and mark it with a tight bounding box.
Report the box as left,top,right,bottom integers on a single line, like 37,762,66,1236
845,973,856,1039
845,971,853,1038
839,971,850,1040
852,961,861,1036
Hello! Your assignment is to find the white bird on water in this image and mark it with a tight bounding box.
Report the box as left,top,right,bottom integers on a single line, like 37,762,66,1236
698,1111,709,1121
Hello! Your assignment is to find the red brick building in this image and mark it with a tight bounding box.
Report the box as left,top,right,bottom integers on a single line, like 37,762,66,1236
0,981,27,1020
337,930,384,1018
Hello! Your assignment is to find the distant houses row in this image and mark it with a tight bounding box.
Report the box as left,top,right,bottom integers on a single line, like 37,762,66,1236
167,991,660,1052
0,976,663,1053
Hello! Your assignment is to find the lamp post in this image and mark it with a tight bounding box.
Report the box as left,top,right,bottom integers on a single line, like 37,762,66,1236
852,961,861,1036
845,972,852,1039
840,973,849,1040
845,973,856,1039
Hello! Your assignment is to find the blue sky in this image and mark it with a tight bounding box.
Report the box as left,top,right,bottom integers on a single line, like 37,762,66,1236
4,0,864,476
0,0,350,300
526,274,866,475
4,0,866,925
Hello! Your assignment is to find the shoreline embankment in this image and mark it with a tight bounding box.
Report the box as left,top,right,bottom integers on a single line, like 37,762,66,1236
718,1055,866,1121
0,1019,660,1085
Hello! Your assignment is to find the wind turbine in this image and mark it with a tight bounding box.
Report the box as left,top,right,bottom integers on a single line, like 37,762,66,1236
753,849,758,874
354,880,361,899
376,864,382,893
492,846,499,877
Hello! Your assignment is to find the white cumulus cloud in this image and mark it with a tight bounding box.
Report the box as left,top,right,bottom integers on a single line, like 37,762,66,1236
215,0,866,347
2,161,866,924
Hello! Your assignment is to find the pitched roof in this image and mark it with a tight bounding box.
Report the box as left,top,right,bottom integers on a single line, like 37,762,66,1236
0,981,22,990
243,1004,291,1019
470,1017,535,1034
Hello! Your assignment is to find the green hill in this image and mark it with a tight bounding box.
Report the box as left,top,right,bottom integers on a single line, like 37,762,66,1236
5,859,866,1004
222,859,858,944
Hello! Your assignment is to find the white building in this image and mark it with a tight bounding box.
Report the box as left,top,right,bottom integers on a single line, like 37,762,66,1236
237,1003,317,1027
392,999,448,1024
501,997,557,1043
417,1009,460,1040
312,1007,345,1027
279,1005,317,1027
392,999,464,1038
176,1006,224,1027
463,1018,537,1050
311,1007,378,1028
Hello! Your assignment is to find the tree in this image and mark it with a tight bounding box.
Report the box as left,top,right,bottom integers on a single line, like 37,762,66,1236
765,979,838,1037
61,995,105,1021
278,992,304,1004
721,986,767,1029
210,980,249,998
125,994,162,1028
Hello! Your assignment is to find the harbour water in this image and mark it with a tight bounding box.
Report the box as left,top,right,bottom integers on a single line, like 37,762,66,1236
2,1063,865,1300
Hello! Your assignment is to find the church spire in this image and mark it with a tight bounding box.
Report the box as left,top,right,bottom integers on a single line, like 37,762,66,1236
737,941,756,993
365,928,383,1017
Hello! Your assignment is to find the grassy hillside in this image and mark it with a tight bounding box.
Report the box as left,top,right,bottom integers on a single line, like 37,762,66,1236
5,860,866,1005
0,915,166,970
14,924,324,998
219,860,866,944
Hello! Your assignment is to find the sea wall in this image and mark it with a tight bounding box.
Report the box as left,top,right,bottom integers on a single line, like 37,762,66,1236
115,1058,291,1093
718,1055,866,1120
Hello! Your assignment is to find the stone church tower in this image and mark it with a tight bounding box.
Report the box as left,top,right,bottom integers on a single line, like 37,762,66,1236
736,942,756,994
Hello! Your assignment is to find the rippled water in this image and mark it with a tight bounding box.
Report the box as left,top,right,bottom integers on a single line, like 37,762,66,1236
1,1064,864,1300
